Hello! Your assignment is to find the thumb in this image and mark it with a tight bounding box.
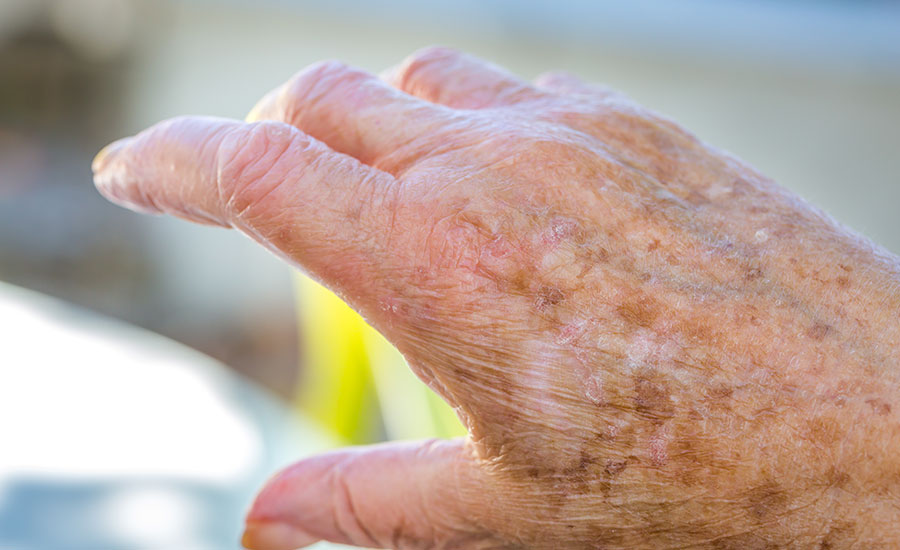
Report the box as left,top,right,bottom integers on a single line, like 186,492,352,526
241,439,499,550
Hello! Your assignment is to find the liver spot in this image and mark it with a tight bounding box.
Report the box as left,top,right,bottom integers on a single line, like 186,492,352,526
617,295,659,328
534,285,566,310
632,372,674,420
819,520,856,549
806,322,832,341
746,481,788,520
604,459,628,477
866,398,892,416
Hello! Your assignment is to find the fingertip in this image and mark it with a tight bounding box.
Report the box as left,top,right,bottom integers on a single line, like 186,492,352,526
91,135,164,216
243,440,485,549
90,116,245,223
243,454,329,527
92,137,131,175
242,521,319,550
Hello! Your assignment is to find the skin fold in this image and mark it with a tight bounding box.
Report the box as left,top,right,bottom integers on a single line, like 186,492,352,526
91,47,900,549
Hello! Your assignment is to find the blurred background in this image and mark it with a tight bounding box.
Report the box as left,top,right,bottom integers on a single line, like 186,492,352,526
1,0,898,548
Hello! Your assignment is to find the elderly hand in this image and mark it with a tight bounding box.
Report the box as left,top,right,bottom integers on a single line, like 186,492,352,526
93,48,900,549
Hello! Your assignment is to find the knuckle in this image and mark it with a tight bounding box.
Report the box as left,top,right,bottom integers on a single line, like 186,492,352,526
285,59,365,103
533,70,565,83
396,45,462,87
328,457,376,547
216,121,309,220
534,70,582,91
297,59,352,85
423,208,490,276
137,115,195,150
276,60,372,123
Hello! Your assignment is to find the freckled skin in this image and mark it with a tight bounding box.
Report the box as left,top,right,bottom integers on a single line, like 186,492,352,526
93,48,900,549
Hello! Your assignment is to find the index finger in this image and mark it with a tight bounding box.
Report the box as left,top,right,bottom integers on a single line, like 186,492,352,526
92,116,408,320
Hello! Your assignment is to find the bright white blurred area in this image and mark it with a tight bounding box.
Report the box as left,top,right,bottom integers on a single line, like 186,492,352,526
0,0,898,548
98,488,202,545
0,284,259,481
0,282,335,548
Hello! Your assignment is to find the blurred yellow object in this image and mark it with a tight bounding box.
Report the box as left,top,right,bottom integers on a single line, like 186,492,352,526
293,273,465,444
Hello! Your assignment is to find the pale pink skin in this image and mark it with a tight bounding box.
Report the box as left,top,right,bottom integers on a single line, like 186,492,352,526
92,47,900,549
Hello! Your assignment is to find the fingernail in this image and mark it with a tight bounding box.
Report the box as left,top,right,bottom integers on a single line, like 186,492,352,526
241,521,319,550
92,137,131,174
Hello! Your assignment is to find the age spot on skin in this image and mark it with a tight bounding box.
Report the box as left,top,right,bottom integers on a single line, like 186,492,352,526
744,266,764,281
345,204,363,221
746,481,788,520
819,520,856,549
593,246,610,263
825,466,851,489
712,532,770,550
633,371,675,421
865,398,892,416
604,459,627,477
804,417,845,446
617,295,659,329
506,269,531,295
534,285,566,311
708,384,734,400
806,322,832,341
563,448,598,479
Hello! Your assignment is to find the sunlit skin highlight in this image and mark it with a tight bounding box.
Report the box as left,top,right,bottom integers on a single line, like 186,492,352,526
93,47,900,549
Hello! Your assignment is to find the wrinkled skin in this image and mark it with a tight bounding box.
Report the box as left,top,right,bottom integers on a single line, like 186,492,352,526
92,48,900,549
